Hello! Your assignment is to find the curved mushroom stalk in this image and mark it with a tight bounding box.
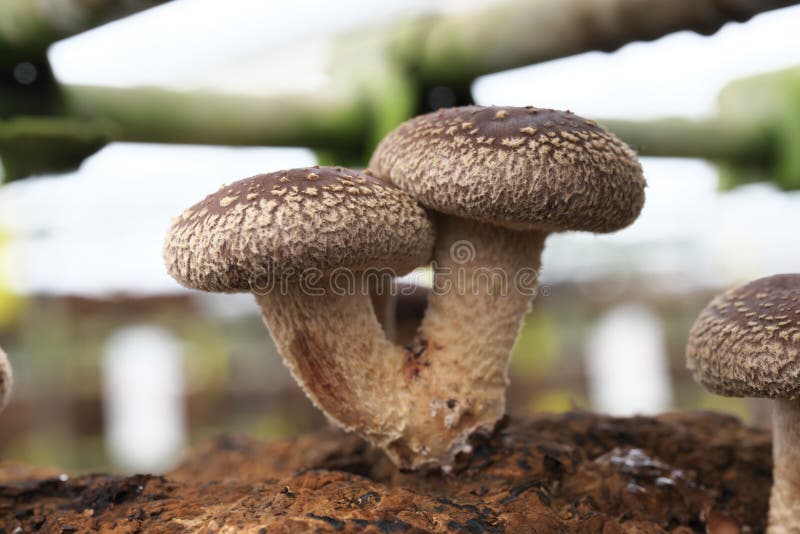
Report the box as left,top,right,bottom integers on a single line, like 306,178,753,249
253,214,546,472
368,105,644,468
369,279,398,341
254,283,409,450
0,347,12,413
391,215,546,468
769,399,800,533
163,166,437,469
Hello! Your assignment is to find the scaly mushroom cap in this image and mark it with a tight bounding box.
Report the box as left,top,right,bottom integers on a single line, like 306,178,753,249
687,274,800,400
164,166,434,292
369,105,646,232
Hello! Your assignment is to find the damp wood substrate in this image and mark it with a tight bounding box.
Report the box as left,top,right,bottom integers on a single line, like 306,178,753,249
0,411,772,532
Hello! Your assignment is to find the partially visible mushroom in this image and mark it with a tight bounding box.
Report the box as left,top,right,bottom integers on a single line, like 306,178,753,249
164,166,436,466
369,106,645,467
0,346,12,413
687,274,800,533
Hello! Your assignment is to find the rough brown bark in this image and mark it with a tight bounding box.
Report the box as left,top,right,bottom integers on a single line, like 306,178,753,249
0,411,772,532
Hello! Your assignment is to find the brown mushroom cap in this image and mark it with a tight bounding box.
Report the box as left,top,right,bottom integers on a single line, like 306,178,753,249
164,166,434,292
369,105,645,233
687,274,800,400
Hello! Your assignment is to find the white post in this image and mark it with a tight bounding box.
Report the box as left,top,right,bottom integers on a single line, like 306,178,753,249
584,303,672,416
102,325,187,473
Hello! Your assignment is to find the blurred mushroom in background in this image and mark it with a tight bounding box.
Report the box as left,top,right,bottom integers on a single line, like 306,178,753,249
0,346,12,413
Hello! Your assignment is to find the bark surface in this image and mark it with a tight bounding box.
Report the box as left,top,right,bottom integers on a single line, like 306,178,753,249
0,411,772,533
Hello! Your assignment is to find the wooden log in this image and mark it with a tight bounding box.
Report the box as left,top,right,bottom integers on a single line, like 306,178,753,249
0,412,772,531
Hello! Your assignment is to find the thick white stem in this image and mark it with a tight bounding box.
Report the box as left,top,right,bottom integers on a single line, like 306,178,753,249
391,215,546,468
768,399,800,533
255,286,407,449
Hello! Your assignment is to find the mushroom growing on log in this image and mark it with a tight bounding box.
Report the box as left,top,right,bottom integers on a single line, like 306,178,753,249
164,166,438,467
165,104,645,470
687,274,800,533
369,105,646,466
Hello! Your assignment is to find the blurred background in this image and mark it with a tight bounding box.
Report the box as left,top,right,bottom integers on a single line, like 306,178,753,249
1,0,799,473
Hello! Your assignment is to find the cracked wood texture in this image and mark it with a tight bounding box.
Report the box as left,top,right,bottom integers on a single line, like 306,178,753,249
0,411,772,533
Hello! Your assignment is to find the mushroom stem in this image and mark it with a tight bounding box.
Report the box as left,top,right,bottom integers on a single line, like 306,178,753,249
369,279,397,341
254,285,407,445
768,399,800,533
394,215,546,468
0,347,12,413
254,217,546,470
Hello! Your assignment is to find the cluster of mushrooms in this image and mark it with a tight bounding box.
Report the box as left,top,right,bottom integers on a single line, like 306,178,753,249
163,105,797,528
164,105,647,470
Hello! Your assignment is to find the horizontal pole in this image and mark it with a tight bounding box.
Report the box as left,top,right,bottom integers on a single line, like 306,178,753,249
599,117,771,163
0,115,110,180
3,0,797,181
0,0,169,66
60,83,368,151
404,0,800,86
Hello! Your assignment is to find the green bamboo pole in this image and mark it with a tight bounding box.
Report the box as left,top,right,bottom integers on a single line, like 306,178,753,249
4,0,799,181
60,84,367,150
600,118,769,162
1,55,405,180
48,0,798,151
0,116,111,180
0,0,171,151
0,0,169,66
717,68,800,190
320,34,418,162
395,0,800,87
601,67,800,190
54,38,418,167
0,83,370,180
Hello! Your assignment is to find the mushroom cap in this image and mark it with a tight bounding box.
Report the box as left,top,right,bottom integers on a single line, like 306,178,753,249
686,274,800,400
164,166,434,293
369,105,645,233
